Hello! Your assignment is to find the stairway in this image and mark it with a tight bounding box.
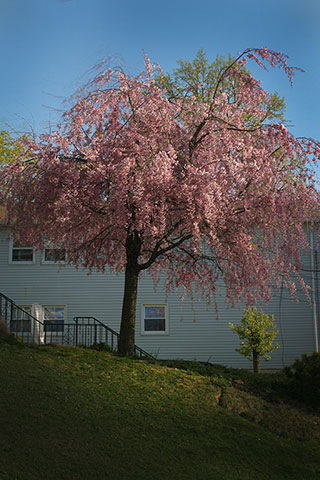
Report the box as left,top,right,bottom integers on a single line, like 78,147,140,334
0,292,154,359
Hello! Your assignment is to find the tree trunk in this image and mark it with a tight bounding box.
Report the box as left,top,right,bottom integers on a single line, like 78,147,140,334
118,232,141,356
118,264,139,355
252,350,260,375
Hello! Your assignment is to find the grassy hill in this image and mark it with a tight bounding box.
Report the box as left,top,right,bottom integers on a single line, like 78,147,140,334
0,337,319,480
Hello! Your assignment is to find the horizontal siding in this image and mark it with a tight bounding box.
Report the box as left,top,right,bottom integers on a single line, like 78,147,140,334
135,275,316,368
0,229,317,369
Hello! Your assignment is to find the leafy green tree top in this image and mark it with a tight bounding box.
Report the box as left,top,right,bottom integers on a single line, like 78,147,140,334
157,48,285,124
229,307,280,374
1,48,315,357
0,131,27,166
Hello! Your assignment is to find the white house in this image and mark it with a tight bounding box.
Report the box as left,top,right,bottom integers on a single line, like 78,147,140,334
0,211,319,369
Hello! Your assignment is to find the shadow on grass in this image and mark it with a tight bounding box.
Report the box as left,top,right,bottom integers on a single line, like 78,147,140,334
0,342,319,480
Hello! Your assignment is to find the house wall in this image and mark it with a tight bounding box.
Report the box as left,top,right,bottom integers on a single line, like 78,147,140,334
0,227,318,369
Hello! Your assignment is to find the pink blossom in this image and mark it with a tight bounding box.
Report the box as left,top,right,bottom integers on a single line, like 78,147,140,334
0,47,319,342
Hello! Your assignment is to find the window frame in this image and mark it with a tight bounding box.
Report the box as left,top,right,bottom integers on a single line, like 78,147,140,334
42,305,66,333
11,305,32,333
141,304,168,335
9,239,35,264
42,246,66,265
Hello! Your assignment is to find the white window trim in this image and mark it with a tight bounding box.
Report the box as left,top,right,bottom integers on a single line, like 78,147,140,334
13,305,32,333
12,305,44,342
141,304,168,335
42,305,66,333
42,305,66,321
18,305,32,315
41,246,66,265
9,238,35,264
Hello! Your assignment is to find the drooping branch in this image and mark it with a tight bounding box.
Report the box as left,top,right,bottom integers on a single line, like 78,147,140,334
1,47,318,357
139,234,193,271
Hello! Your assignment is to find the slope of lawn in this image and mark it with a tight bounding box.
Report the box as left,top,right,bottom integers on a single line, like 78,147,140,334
0,337,319,480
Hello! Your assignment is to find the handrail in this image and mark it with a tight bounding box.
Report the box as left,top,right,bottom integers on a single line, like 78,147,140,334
0,293,155,359
0,292,44,325
0,292,44,344
73,316,155,360
73,316,120,336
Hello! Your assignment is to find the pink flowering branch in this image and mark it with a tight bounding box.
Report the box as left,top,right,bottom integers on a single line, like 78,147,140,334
0,47,318,355
246,47,304,86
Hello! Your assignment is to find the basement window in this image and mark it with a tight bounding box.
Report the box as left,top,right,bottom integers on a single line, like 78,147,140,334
11,306,32,333
43,306,65,333
142,304,168,335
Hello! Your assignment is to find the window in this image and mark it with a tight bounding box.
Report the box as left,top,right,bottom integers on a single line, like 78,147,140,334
142,304,168,335
11,306,32,333
9,241,34,264
42,248,66,264
43,306,65,332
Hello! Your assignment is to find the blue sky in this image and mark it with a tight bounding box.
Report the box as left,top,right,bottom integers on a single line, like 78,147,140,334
1,0,319,146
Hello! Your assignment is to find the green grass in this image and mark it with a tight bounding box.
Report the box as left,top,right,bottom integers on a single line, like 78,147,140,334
0,338,319,480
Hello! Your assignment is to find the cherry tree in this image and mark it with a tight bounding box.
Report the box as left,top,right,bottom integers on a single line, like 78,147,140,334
1,48,319,355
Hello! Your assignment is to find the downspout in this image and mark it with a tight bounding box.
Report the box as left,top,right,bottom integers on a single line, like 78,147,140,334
314,249,320,352
310,226,319,352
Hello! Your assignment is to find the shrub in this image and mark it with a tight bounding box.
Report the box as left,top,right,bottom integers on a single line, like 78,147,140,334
0,318,9,338
90,343,115,353
283,352,320,406
0,319,24,345
229,307,280,375
12,334,24,344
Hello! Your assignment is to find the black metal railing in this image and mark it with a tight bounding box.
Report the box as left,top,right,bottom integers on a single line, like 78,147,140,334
73,317,155,359
72,316,119,349
0,293,154,359
0,292,44,344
